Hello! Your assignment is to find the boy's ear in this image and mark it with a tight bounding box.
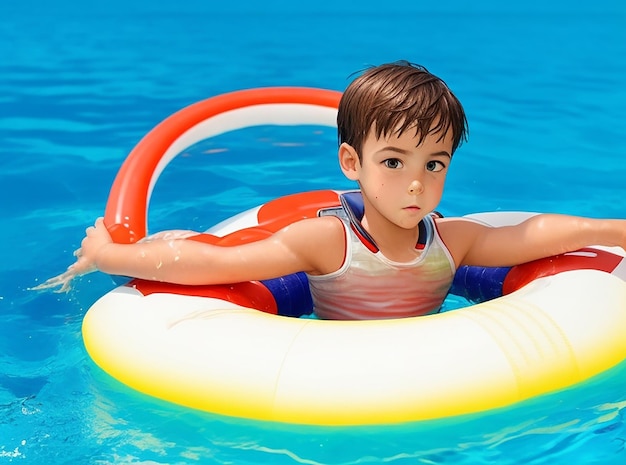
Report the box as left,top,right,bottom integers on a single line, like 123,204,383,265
338,143,360,181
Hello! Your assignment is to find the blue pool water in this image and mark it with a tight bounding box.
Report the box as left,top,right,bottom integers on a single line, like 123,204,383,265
2,0,626,463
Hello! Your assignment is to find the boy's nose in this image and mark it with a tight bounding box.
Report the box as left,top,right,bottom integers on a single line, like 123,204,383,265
408,179,424,195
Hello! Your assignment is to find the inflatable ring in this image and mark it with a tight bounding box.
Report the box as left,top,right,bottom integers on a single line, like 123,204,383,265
103,86,341,244
83,87,626,426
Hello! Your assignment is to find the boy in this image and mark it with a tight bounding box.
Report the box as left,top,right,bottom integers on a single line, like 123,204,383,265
43,61,626,319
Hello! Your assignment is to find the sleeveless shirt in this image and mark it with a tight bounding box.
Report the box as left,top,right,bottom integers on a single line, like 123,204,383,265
307,193,456,320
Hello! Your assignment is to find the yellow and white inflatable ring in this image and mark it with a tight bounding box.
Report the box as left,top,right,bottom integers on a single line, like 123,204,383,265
82,87,626,426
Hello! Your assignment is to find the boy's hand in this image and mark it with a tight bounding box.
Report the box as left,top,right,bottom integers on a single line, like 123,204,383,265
73,217,113,275
30,217,113,293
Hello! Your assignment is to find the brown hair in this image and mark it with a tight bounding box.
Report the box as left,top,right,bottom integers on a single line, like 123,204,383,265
337,61,468,158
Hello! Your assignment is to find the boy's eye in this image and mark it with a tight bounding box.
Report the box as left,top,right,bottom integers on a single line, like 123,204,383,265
383,158,403,169
426,160,446,172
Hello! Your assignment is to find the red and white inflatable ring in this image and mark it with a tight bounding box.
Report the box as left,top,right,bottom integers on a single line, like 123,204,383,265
103,87,341,244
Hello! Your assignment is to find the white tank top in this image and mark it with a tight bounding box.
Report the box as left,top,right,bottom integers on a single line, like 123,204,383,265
307,198,456,320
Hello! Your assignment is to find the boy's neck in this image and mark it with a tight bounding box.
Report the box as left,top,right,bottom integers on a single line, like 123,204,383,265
361,213,422,262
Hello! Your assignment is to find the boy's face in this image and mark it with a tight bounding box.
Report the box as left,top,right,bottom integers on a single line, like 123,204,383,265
340,125,453,231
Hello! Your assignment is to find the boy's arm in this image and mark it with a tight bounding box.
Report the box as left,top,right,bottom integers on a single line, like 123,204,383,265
438,214,626,268
79,216,345,285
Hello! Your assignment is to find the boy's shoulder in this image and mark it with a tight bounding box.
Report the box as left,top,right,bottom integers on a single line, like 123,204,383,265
434,216,486,266
435,216,484,240
283,215,346,242
277,215,347,275
271,215,346,244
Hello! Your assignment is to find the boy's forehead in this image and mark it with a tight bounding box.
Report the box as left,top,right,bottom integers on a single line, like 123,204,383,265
367,122,454,147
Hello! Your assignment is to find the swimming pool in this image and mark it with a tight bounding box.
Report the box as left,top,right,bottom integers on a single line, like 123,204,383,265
1,0,625,463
